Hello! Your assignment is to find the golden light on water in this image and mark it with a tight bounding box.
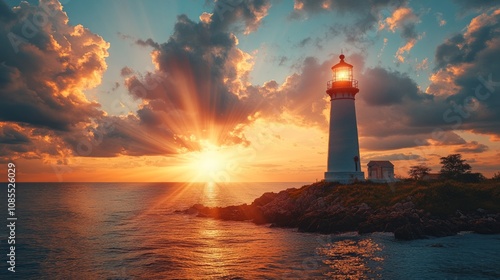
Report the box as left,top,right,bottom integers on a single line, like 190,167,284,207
318,238,384,279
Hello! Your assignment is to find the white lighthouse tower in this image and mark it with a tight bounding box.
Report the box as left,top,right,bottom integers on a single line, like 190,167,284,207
324,54,365,183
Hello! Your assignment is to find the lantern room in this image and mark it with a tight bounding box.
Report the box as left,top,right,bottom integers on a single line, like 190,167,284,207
333,54,352,82
326,54,359,98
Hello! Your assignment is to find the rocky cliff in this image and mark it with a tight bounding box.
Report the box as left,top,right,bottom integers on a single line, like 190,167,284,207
179,180,500,240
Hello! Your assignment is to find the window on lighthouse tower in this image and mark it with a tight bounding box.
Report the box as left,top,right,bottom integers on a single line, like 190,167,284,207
334,66,351,82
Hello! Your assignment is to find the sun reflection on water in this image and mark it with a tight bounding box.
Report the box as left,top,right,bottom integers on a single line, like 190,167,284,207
317,238,384,279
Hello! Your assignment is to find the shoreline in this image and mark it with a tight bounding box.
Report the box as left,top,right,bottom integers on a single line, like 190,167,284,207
179,180,500,240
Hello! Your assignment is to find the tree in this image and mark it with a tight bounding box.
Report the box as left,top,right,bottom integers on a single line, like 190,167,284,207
492,172,500,181
408,164,431,180
439,154,471,180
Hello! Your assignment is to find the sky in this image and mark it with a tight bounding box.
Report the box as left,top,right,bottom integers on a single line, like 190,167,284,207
1,0,500,182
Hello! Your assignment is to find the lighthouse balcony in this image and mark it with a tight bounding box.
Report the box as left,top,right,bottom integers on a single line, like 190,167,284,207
327,79,358,90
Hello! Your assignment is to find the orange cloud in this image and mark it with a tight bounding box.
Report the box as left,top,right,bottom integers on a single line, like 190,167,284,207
379,7,418,32
0,0,109,131
395,38,417,63
379,6,421,63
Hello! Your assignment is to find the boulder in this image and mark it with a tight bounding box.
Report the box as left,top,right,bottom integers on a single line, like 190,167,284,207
394,223,426,240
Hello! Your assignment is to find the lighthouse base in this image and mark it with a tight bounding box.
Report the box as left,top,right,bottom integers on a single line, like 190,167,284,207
324,172,365,184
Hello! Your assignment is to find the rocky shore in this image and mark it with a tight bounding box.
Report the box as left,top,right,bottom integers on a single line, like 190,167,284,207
179,181,500,240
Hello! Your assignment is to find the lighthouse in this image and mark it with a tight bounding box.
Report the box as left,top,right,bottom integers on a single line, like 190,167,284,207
324,54,365,183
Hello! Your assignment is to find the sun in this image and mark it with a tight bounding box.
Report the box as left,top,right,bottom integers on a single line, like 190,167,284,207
196,150,222,175
188,145,228,182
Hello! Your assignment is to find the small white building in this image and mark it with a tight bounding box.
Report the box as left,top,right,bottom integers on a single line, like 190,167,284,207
367,161,395,182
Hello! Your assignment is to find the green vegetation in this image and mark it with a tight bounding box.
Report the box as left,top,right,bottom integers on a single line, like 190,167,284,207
285,153,498,219
439,154,472,180
291,179,500,217
408,164,431,180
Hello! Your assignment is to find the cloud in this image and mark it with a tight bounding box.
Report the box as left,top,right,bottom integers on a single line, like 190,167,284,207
61,115,185,157
379,7,418,34
395,38,418,63
290,0,409,47
118,1,497,157
0,123,30,144
364,153,425,161
3,0,499,165
0,122,71,162
360,67,425,106
345,9,500,150
452,0,499,13
210,0,272,34
1,0,275,161
379,6,421,62
435,12,446,26
362,135,430,151
136,38,160,49
0,0,109,131
114,0,273,150
455,141,489,153
120,66,133,77
297,37,311,47
416,58,429,71
429,8,500,136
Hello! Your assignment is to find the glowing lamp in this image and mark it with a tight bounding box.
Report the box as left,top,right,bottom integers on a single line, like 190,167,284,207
332,54,352,82
326,54,358,96
336,68,349,81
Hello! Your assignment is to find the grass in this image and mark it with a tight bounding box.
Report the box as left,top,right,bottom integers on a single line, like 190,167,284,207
289,180,500,217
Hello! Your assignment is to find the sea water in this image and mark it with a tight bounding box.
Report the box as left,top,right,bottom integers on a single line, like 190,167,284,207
0,183,499,279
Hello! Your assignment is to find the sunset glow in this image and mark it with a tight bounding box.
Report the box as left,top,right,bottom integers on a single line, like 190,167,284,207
189,145,227,182
1,0,499,182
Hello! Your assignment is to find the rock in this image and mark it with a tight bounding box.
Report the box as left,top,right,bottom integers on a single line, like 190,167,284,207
176,181,500,241
402,201,415,210
477,208,486,214
394,223,426,240
472,218,500,234
251,192,277,207
422,220,456,237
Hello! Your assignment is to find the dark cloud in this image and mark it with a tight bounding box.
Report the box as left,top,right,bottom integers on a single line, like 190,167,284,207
289,0,409,45
0,0,274,160
276,55,288,66
433,131,466,145
364,153,424,161
0,0,108,131
0,124,31,144
362,135,429,151
136,38,160,49
455,141,489,153
124,1,273,147
0,123,70,162
120,66,133,77
400,22,418,41
434,35,465,69
290,0,407,19
210,0,271,34
430,8,500,135
0,0,15,23
360,67,425,106
61,116,185,157
2,0,499,164
350,9,500,149
297,37,311,47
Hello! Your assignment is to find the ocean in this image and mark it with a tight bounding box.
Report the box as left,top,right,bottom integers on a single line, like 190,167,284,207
1,182,499,279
